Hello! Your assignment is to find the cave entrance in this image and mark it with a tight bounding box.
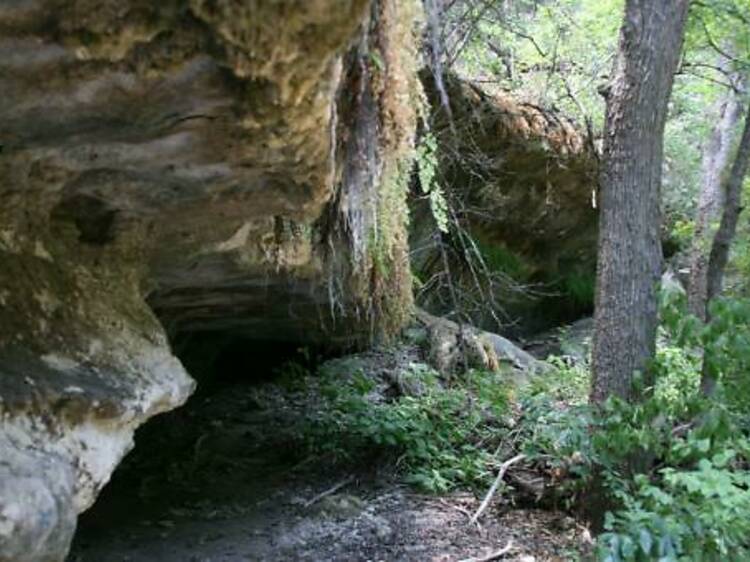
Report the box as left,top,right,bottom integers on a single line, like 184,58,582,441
68,333,334,562
172,332,326,393
65,327,590,561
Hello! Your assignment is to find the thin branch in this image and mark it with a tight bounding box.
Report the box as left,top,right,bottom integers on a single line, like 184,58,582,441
677,67,737,91
679,61,743,93
697,15,747,67
303,476,355,508
493,19,547,59
446,0,499,69
469,453,526,525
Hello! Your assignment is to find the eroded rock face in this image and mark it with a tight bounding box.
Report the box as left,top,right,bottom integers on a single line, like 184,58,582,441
424,73,598,274
412,73,598,334
0,1,419,559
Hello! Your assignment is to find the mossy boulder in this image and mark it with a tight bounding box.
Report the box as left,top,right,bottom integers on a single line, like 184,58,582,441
411,73,599,335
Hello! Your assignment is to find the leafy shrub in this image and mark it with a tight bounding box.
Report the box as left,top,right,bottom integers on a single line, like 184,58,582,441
520,372,750,561
669,218,695,248
301,364,511,493
595,397,750,562
661,289,750,418
591,294,750,561
515,293,750,561
518,395,594,505
652,344,701,416
525,354,591,405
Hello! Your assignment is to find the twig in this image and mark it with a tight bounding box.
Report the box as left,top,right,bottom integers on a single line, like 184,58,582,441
303,476,354,508
469,454,526,525
457,540,514,562
697,15,747,69
437,498,474,520
671,421,696,437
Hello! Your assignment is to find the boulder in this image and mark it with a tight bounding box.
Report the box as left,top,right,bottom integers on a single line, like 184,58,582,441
415,309,547,379
412,73,599,334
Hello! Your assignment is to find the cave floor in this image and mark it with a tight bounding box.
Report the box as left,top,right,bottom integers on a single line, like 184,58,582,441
67,359,589,562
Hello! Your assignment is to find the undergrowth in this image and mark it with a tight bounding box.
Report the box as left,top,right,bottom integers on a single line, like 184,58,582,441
299,363,511,493
516,290,750,562
525,354,591,405
287,288,750,560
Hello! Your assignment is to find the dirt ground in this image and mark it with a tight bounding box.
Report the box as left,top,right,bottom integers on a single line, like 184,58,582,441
68,351,590,562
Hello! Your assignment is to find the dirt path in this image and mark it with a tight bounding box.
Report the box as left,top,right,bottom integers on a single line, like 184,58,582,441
68,371,588,562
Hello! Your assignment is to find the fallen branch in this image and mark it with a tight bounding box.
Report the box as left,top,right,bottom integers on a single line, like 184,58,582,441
304,475,355,508
457,540,514,562
470,454,526,525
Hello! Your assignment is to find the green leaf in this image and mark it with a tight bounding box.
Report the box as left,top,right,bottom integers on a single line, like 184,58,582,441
639,528,653,555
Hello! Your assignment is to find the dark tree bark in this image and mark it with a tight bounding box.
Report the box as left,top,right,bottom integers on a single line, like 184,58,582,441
687,82,741,321
701,100,750,394
590,0,690,404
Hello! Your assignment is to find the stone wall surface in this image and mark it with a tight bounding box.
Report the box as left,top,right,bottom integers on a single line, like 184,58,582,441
0,1,419,559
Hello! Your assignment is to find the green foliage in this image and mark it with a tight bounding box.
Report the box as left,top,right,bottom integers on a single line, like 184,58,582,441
668,219,695,249
519,366,750,561
510,356,594,505
592,292,750,561
474,238,531,281
661,289,750,418
587,293,750,561
725,179,750,296
452,0,623,127
301,364,510,493
444,0,749,234
595,397,750,562
512,292,750,561
731,181,750,292
519,395,593,489
521,368,750,562
662,0,750,226
524,354,590,405
416,131,450,233
686,1,750,69
560,271,596,310
651,344,701,416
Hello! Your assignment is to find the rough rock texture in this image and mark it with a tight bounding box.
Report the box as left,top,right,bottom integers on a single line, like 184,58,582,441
415,309,546,379
412,73,599,333
423,72,598,275
0,1,420,559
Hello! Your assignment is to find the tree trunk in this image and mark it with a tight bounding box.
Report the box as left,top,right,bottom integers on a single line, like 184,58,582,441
701,100,750,394
687,82,742,321
590,0,690,404
586,0,689,533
